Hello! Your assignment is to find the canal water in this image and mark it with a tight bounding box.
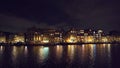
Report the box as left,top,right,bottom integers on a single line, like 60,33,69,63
0,44,120,68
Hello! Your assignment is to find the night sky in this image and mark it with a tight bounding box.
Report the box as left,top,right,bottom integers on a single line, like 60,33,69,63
0,0,120,32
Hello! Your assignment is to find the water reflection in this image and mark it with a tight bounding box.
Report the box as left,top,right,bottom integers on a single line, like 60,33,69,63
0,46,5,62
55,45,63,61
107,44,111,68
81,44,86,63
67,45,76,63
11,46,24,67
0,46,5,54
24,46,28,57
38,46,49,62
33,46,49,63
88,44,96,68
12,46,17,59
77,44,111,68
0,44,113,68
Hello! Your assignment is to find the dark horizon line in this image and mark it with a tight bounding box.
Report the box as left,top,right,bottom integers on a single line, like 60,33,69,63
0,27,120,34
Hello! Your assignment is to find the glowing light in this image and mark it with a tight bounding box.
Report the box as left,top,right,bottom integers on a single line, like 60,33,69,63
42,40,49,43
84,36,94,42
102,37,108,42
42,37,49,43
56,45,63,60
34,36,41,41
98,30,103,33
67,45,75,61
24,46,28,56
0,46,4,54
38,47,49,63
0,37,6,43
66,35,77,43
12,46,17,59
14,35,24,43
87,37,94,42
0,46,3,50
25,46,27,50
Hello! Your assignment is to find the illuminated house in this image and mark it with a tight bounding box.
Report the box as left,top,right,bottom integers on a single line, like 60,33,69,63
0,27,120,44
66,35,77,43
77,30,84,42
25,28,41,44
83,29,95,43
53,30,63,43
25,27,44,44
25,27,63,44
92,29,106,42
65,28,96,43
84,35,94,43
109,31,120,42
11,33,25,43
0,32,6,43
101,36,109,42
41,34,50,44
41,29,56,43
65,28,78,43
33,32,41,43
40,29,63,43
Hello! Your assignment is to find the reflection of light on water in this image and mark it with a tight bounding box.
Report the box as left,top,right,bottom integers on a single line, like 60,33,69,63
12,46,17,58
103,44,106,48
25,46,28,51
93,44,96,56
0,46,3,50
67,45,75,62
81,44,96,67
24,46,28,56
56,45,63,60
81,44,85,62
107,44,111,68
108,44,111,52
12,46,24,64
89,44,96,56
81,44,85,60
96,44,111,67
89,44,94,58
82,44,85,48
12,46,18,64
0,46,4,54
38,47,49,63
89,44,96,68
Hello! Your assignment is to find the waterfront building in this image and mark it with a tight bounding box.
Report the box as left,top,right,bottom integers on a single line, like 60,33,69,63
8,33,25,43
25,27,63,44
64,28,78,43
25,27,41,44
0,32,6,43
1,27,120,44
53,30,63,43
14,33,25,43
109,31,120,42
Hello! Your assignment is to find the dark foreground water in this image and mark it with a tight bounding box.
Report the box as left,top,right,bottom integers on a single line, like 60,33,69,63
0,44,120,68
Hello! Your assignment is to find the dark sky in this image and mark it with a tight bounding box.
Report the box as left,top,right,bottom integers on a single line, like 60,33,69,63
0,0,120,32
